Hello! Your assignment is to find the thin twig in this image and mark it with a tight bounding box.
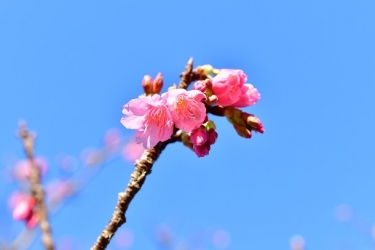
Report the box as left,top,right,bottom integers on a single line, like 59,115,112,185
18,123,55,250
178,57,194,89
91,135,181,250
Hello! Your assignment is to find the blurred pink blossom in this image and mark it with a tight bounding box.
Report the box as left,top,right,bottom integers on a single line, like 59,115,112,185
155,225,172,243
290,235,305,250
8,192,38,228
46,180,76,203
115,229,134,248
334,204,352,222
104,128,122,151
13,157,48,181
212,229,231,249
122,137,144,162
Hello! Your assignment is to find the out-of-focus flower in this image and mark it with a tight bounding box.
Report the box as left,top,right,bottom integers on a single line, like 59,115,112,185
212,229,231,249
334,204,352,222
104,128,122,151
8,192,38,228
290,235,305,250
13,157,48,181
162,89,206,132
46,180,76,204
155,225,172,244
121,94,174,149
115,229,134,249
81,148,106,167
122,137,144,162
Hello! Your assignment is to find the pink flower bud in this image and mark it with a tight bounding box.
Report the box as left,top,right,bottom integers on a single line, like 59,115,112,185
193,144,211,158
142,75,153,95
193,79,213,98
153,72,163,94
190,126,208,146
12,196,35,221
26,213,38,228
207,128,218,145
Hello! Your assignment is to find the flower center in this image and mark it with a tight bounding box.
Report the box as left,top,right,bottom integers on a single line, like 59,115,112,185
174,95,201,120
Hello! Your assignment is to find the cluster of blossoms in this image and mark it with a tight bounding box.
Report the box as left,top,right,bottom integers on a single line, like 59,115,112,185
182,120,218,157
121,66,263,157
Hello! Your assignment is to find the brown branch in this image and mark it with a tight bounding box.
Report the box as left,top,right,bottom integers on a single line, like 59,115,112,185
91,133,181,250
18,123,55,250
178,57,194,89
207,105,226,117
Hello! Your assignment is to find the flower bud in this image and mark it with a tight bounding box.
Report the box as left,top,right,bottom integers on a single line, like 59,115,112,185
142,75,153,95
233,123,252,139
190,126,208,146
207,128,218,145
193,144,211,158
13,196,35,221
193,79,213,98
26,213,38,228
241,113,264,133
153,72,163,94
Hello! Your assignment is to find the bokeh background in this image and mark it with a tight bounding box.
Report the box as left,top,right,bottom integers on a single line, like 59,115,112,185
1,1,375,249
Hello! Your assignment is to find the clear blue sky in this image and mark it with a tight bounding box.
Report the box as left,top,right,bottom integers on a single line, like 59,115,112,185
1,1,375,249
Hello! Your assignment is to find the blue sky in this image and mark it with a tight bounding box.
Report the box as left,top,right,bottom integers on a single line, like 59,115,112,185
1,0,375,249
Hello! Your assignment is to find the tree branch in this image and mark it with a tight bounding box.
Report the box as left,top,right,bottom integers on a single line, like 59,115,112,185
18,123,55,250
207,105,226,116
178,57,194,89
91,133,181,250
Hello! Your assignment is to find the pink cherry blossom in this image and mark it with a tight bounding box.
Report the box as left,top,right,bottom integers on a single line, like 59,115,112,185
162,89,206,132
231,84,260,107
121,94,174,149
211,69,247,106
